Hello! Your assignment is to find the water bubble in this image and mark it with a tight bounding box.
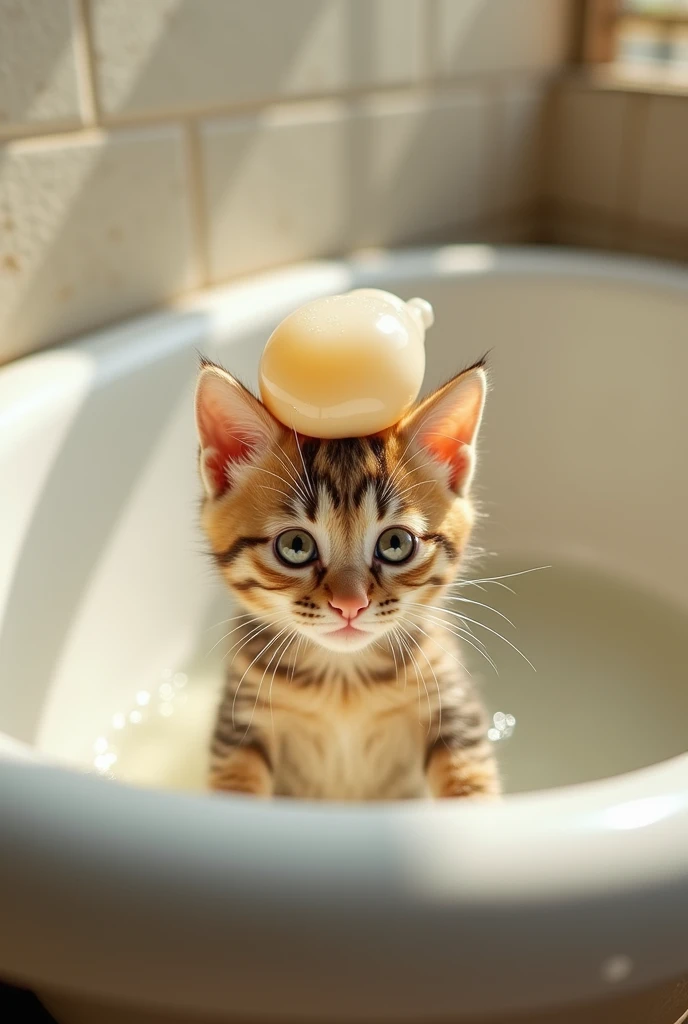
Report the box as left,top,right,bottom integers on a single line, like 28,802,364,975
173,673,188,690
160,702,174,717
112,713,126,730
129,710,143,725
136,690,150,707
489,710,516,741
158,683,174,701
94,754,110,772
94,737,108,754
601,955,633,983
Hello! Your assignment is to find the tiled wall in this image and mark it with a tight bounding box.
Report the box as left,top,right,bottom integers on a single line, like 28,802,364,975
543,78,688,262
0,0,572,364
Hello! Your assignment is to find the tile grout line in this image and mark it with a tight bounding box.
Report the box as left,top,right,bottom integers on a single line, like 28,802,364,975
71,0,100,126
420,0,439,86
479,81,505,220
0,70,552,144
183,121,211,288
537,81,559,212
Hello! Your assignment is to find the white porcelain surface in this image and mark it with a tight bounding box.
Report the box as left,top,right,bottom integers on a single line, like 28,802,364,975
0,246,687,1022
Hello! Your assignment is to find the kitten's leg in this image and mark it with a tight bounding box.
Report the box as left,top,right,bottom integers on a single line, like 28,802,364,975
426,741,500,799
209,742,274,797
209,678,275,796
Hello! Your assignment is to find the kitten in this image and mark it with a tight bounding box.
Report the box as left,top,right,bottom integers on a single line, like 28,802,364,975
195,358,499,800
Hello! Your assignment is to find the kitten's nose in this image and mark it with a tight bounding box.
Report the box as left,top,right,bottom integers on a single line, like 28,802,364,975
329,592,369,621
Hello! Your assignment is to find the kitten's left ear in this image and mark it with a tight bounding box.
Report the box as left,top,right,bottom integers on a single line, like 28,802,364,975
400,362,487,496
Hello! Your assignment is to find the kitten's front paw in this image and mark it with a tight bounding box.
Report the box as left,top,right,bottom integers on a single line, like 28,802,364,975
209,748,273,798
426,747,501,800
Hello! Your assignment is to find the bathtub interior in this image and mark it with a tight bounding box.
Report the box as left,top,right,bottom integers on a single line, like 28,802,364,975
1,248,688,796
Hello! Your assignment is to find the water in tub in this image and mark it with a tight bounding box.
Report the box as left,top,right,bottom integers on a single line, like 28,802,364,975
95,558,688,795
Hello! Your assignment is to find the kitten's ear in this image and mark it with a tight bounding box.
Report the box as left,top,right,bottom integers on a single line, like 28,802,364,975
400,363,487,496
195,363,281,499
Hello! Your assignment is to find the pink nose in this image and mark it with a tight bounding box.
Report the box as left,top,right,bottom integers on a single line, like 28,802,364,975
329,592,369,621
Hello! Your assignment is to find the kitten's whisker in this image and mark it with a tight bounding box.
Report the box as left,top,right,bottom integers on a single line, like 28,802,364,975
257,484,296,497
250,464,308,503
395,627,420,715
225,614,288,655
413,612,499,675
462,579,514,593
391,626,409,690
409,604,494,656
204,616,260,657
269,442,312,506
460,566,550,586
392,479,436,500
291,426,316,500
396,623,430,726
224,615,290,667
203,612,253,633
446,611,536,671
232,625,290,729
265,629,299,738
411,597,515,629
380,423,426,499
223,429,310,506
444,595,515,627
288,633,305,687
399,615,469,674
400,625,442,740
425,430,469,447
386,632,400,686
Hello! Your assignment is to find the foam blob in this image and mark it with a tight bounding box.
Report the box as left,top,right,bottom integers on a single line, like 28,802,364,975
259,288,433,438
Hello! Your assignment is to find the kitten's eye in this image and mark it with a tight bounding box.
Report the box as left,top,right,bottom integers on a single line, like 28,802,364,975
275,529,318,566
376,527,416,564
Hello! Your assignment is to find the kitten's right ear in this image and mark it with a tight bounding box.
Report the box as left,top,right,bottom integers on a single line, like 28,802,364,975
195,363,280,499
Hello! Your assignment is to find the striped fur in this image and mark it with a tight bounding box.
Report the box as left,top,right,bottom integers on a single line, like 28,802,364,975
196,360,499,801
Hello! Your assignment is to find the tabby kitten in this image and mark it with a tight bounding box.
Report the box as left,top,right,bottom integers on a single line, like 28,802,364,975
195,357,499,800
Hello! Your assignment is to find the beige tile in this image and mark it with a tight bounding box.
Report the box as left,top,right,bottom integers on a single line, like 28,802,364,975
546,85,629,212
201,91,490,283
434,0,572,78
202,103,348,281
355,91,489,247
492,81,547,213
91,0,423,118
635,96,688,231
0,0,82,133
0,127,196,362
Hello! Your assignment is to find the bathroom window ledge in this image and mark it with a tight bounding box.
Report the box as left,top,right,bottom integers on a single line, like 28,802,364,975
569,64,688,97
581,0,688,97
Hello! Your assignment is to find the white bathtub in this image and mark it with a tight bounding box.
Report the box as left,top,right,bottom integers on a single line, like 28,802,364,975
1,246,688,1024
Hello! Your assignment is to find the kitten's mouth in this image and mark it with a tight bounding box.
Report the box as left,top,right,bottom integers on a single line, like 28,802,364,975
328,624,369,639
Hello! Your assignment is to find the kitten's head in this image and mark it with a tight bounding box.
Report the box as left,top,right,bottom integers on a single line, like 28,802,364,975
195,359,487,654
